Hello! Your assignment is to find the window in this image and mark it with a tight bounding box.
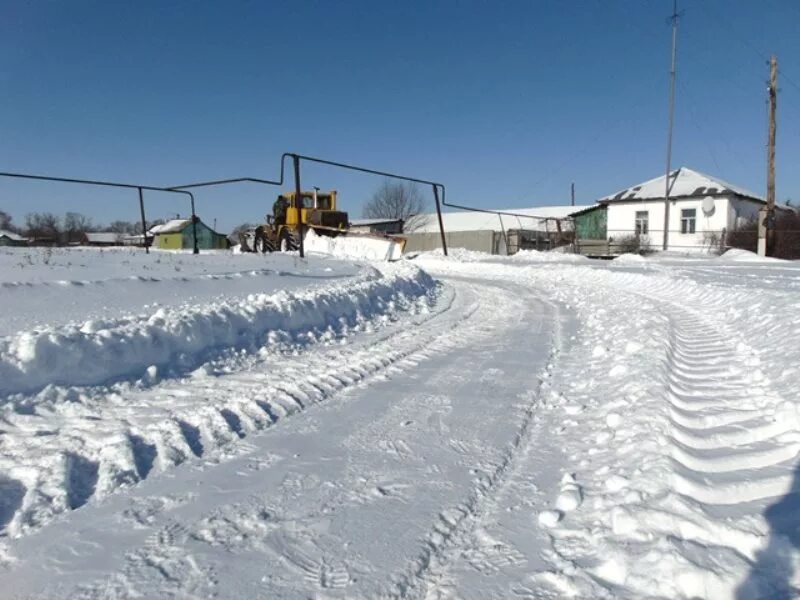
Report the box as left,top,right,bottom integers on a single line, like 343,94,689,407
635,211,649,235
680,208,696,234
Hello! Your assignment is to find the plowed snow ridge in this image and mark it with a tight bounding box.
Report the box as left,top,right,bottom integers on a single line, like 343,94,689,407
0,263,434,396
0,260,441,539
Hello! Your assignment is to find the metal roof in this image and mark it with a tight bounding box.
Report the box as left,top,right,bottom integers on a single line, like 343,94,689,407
599,167,762,203
411,205,589,234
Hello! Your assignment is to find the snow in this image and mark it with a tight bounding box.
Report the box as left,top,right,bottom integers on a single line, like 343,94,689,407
304,228,405,260
600,166,763,202
148,219,191,234
0,230,26,242
718,247,786,263
411,205,589,233
2,245,800,599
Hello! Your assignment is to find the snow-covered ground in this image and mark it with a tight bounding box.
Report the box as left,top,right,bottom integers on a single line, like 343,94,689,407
1,246,799,599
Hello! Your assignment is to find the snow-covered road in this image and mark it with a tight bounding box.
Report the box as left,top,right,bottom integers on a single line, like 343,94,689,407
2,247,800,599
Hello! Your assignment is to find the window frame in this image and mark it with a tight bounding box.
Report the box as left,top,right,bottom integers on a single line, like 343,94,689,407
680,208,697,234
634,210,649,236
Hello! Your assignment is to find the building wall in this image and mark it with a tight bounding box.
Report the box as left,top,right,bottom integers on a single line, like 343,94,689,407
574,207,607,239
156,223,228,250
728,196,762,229
606,197,732,251
156,232,183,249
350,221,403,234
403,230,499,254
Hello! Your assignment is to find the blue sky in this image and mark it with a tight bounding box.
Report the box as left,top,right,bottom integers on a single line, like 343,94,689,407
1,0,798,233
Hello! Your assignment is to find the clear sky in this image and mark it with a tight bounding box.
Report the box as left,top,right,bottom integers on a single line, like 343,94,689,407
1,0,798,233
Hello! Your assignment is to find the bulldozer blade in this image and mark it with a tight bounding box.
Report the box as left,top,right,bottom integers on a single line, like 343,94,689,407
304,228,406,261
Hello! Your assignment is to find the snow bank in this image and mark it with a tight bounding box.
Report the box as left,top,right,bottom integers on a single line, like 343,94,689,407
613,252,647,263
718,248,785,263
0,262,437,397
509,249,588,263
415,247,587,264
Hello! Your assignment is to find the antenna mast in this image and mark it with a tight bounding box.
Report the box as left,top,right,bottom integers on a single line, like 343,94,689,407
662,0,679,251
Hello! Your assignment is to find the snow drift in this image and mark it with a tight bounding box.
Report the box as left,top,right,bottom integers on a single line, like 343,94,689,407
0,262,437,397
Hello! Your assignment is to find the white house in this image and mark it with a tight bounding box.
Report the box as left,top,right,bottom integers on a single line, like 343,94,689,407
586,167,769,252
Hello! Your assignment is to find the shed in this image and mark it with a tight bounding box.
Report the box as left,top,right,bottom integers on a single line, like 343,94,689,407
0,230,28,247
82,232,123,246
403,205,589,255
151,218,229,250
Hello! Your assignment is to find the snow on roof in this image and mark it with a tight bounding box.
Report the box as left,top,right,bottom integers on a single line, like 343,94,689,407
600,167,762,203
84,232,122,244
410,205,590,234
0,229,27,241
350,218,403,227
150,219,191,234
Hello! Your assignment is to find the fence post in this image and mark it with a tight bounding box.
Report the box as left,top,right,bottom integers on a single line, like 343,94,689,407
432,184,447,257
137,187,149,254
293,154,305,258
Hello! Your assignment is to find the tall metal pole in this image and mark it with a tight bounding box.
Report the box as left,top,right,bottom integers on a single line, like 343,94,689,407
292,154,305,258
432,184,448,256
765,56,778,256
189,194,199,254
662,0,679,251
138,187,149,254
571,182,575,206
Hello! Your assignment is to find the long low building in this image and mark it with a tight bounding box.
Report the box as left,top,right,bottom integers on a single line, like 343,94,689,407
404,205,589,255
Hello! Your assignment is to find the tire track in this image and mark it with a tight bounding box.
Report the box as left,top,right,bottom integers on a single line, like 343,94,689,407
383,285,566,600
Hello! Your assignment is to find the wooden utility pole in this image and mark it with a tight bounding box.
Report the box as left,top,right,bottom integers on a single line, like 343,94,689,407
759,56,778,257
662,0,679,251
571,182,575,206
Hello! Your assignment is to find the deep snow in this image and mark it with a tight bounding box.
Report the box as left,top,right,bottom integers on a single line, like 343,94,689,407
1,246,799,599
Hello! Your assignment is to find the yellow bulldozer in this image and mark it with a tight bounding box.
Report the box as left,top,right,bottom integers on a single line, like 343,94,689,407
250,189,348,253
241,188,406,260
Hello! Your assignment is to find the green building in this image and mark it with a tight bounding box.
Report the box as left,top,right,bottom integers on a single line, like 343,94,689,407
151,218,229,251
571,204,608,240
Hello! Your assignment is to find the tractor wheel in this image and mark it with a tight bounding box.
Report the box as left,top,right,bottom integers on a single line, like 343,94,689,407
253,227,272,254
279,229,299,252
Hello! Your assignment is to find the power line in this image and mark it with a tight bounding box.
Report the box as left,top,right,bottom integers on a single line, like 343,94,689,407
676,78,726,177
694,1,800,93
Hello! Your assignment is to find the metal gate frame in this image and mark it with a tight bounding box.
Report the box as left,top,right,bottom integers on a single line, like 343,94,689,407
0,171,199,254
169,152,449,258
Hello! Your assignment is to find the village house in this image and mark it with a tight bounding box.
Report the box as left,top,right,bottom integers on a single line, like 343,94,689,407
0,230,28,247
572,167,775,253
150,218,229,250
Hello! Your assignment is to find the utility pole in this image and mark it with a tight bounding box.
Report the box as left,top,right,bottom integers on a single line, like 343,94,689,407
759,56,778,257
571,182,575,206
662,0,679,251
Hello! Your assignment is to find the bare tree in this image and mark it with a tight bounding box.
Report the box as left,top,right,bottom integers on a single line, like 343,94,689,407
362,180,425,231
0,210,17,232
25,212,61,241
108,220,140,234
64,212,94,243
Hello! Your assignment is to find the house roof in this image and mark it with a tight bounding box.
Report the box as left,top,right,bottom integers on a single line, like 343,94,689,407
410,205,591,234
150,219,192,234
85,232,122,244
0,229,27,241
599,167,762,203
569,204,608,217
350,218,404,227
